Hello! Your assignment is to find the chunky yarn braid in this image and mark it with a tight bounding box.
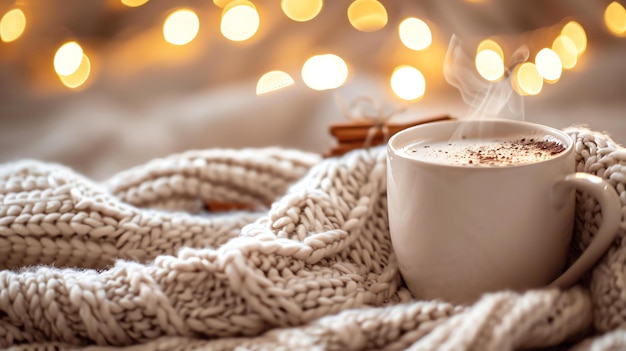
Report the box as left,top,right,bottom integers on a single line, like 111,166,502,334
0,127,625,351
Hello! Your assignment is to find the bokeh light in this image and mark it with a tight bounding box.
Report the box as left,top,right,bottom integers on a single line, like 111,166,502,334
221,0,260,41
535,48,562,83
347,0,388,32
561,21,587,56
390,65,426,101
54,41,84,76
121,0,149,7
398,17,432,51
551,35,578,70
513,62,543,96
213,0,232,7
475,49,504,82
301,54,348,90
58,54,91,89
604,1,626,37
0,8,26,43
256,70,295,94
163,9,199,46
477,39,504,60
281,0,323,22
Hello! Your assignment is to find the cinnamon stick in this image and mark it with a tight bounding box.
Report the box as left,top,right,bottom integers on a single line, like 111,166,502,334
324,114,455,157
330,114,452,142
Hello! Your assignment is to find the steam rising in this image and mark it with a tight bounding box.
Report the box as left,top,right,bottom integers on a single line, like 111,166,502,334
444,35,529,121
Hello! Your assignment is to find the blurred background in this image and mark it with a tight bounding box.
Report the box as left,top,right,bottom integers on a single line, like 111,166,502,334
0,0,625,180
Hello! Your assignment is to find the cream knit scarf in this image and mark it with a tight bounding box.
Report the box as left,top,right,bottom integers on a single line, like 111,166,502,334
1,126,625,351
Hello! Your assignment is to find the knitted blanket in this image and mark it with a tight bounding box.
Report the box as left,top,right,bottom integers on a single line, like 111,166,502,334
1,126,625,351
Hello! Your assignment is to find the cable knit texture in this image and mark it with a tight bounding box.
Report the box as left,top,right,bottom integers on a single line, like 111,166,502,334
0,128,625,350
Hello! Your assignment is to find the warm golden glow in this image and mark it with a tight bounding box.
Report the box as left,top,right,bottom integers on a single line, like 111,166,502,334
552,35,578,70
58,54,91,89
54,41,84,76
535,48,562,83
561,21,587,56
0,8,26,43
221,0,260,41
604,1,626,37
121,0,149,7
213,0,232,8
301,54,348,91
256,70,295,94
477,39,504,60
513,62,543,96
390,65,426,101
475,49,504,82
281,0,323,22
163,9,200,46
398,17,432,51
347,0,388,32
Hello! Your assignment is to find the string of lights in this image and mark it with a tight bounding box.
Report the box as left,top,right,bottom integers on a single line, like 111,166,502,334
0,1,625,99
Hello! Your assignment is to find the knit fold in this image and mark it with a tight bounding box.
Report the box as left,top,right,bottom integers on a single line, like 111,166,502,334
0,128,625,350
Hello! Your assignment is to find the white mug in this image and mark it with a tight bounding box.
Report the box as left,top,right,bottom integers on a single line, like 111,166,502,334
386,119,621,304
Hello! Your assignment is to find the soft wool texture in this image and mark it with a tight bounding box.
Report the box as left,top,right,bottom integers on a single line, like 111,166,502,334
0,127,625,350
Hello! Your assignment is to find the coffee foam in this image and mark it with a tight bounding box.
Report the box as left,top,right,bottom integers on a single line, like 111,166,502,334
402,134,566,167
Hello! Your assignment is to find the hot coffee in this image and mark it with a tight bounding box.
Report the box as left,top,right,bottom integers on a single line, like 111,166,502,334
401,135,566,167
388,119,621,303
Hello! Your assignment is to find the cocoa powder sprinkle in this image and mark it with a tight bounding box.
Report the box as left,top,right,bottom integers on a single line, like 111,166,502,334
463,139,565,166
403,137,567,167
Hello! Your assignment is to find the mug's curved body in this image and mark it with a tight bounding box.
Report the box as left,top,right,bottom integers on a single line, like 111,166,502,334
387,119,618,304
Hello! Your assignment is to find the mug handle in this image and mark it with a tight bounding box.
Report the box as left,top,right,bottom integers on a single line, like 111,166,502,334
548,173,622,289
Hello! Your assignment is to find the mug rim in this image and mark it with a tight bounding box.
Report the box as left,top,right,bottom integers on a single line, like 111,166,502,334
387,119,574,169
